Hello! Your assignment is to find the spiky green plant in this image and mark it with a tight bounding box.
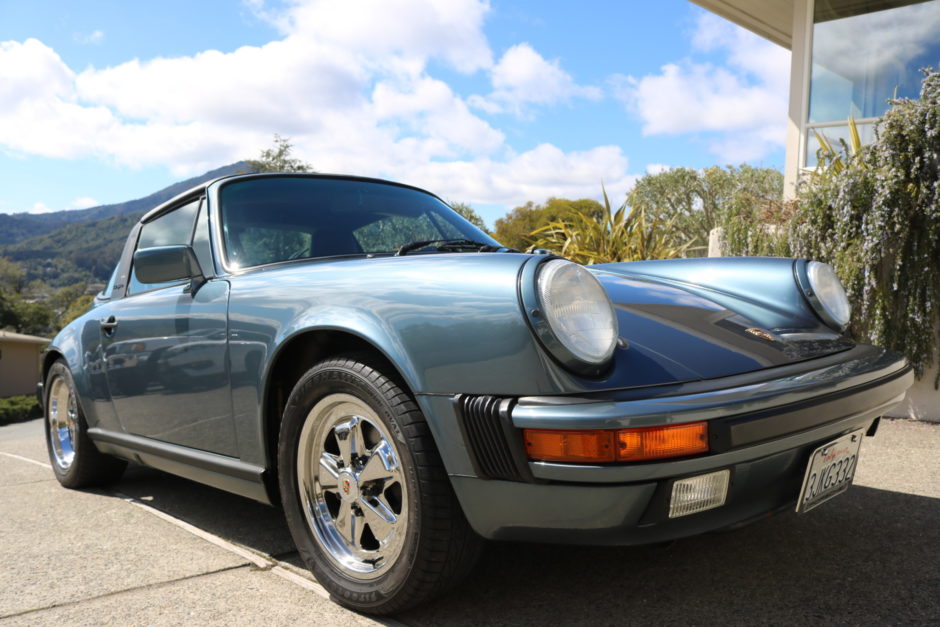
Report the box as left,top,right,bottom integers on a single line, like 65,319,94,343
811,116,864,175
530,187,692,264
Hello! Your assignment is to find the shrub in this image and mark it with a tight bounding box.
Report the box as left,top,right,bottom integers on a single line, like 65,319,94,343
0,395,41,426
791,68,940,384
720,199,796,257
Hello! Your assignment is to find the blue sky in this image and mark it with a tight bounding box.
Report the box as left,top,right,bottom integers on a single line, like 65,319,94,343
0,0,790,226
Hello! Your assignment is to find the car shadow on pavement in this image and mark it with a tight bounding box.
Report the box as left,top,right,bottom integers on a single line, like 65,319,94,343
99,467,939,625
100,464,297,558
398,486,939,626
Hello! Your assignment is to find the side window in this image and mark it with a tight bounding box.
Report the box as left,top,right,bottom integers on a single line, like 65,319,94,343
128,200,199,295
192,200,214,275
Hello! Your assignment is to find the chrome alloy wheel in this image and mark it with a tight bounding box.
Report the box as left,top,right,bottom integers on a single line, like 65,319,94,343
47,374,78,471
297,393,409,580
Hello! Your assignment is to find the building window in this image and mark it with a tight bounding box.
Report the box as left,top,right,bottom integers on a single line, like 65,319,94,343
805,0,940,164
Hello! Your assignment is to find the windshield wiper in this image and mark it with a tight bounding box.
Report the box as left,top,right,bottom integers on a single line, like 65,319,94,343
396,238,511,256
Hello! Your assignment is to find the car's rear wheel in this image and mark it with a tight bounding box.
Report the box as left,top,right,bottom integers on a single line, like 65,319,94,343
278,356,481,614
45,359,126,488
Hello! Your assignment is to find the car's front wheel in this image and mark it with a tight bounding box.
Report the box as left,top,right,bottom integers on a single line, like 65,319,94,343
45,359,126,488
278,356,481,614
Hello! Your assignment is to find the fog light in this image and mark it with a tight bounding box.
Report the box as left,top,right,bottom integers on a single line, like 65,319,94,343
669,470,730,518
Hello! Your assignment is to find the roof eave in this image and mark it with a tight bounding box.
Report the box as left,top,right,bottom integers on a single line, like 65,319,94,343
689,0,793,50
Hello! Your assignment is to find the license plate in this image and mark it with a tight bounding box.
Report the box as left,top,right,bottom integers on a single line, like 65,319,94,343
796,429,864,514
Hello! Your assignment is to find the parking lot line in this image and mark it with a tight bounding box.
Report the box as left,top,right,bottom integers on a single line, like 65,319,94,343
0,449,410,626
0,451,51,470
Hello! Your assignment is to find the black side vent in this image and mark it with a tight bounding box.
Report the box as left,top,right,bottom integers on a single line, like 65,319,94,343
454,395,533,482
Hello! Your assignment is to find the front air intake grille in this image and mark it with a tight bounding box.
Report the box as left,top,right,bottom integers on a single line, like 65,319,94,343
454,395,532,482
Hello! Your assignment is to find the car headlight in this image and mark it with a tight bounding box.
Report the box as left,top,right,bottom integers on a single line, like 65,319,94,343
799,260,852,330
525,258,619,374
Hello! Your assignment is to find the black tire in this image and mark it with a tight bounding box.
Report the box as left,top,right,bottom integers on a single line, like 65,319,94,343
44,359,127,488
278,356,481,614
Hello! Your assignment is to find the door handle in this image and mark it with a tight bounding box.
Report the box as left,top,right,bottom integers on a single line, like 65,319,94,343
100,316,118,334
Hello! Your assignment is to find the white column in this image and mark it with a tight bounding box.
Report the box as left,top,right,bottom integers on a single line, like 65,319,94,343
783,0,812,200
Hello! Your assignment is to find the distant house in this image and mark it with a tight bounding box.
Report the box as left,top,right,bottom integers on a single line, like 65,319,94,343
0,330,48,397
692,0,940,197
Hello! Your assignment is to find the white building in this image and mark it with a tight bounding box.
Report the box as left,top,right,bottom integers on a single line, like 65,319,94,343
0,330,47,398
693,0,940,198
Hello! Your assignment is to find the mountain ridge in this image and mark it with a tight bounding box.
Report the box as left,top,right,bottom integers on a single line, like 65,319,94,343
0,161,250,246
0,161,251,284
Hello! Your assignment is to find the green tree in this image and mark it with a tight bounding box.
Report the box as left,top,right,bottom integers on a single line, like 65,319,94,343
447,201,489,233
0,255,53,335
0,256,24,292
245,134,314,173
10,299,52,335
0,290,18,330
791,68,940,383
492,197,604,250
45,282,95,330
58,294,94,329
627,165,784,255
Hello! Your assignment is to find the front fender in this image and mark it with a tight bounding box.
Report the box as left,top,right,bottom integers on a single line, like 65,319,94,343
225,254,554,471
227,254,556,398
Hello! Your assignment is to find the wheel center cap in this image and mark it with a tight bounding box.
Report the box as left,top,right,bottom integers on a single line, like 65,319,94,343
337,471,359,502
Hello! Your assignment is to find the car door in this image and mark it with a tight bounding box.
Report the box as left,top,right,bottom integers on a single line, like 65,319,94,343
102,197,237,456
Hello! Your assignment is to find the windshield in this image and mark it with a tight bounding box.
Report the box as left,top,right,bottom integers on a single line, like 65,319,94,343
219,176,498,269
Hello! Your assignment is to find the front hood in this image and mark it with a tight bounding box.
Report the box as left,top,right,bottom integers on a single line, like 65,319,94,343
591,267,854,387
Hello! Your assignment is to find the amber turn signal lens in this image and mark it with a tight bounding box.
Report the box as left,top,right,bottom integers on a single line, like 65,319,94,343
523,422,708,463
523,429,616,463
616,422,708,461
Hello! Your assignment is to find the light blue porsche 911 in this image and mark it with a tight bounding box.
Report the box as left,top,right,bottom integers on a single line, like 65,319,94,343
41,173,912,613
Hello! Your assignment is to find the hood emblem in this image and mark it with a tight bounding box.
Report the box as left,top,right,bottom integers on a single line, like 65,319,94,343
745,327,778,343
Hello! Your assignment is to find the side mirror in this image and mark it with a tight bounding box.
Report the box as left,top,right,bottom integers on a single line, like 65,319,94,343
133,245,204,285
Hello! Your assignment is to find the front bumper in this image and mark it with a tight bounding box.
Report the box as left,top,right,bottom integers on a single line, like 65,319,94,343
421,344,912,545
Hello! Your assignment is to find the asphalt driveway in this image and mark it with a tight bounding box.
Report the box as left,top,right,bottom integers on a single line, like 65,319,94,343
1,417,937,625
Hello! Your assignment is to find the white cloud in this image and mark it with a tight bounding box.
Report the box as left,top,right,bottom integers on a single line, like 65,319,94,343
470,43,601,115
624,62,784,135
281,0,494,74
68,196,99,209
645,163,670,175
403,143,636,210
371,76,504,156
0,0,637,212
17,196,100,215
74,30,104,45
0,39,120,160
30,202,54,214
0,39,74,104
615,11,789,162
